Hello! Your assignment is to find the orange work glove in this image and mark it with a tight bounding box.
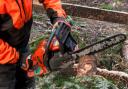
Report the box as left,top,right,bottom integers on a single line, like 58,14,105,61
21,38,60,77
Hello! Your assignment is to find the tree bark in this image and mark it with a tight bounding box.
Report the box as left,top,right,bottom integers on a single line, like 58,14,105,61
96,68,128,83
76,55,128,83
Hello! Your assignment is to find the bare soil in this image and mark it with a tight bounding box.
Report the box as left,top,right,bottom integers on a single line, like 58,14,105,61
31,12,128,45
62,0,128,12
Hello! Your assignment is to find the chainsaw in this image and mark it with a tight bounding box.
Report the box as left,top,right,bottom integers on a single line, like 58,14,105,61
43,19,127,71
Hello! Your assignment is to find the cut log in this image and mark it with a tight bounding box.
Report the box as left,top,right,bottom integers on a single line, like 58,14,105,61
122,40,128,62
59,55,97,76
76,55,97,77
96,68,128,83
58,55,128,84
77,55,128,83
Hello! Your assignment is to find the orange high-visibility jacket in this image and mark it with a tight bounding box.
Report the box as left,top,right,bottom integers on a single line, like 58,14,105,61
0,0,66,64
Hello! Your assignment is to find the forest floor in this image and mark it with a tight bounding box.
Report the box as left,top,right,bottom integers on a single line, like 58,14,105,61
31,0,128,89
31,12,128,89
62,0,128,12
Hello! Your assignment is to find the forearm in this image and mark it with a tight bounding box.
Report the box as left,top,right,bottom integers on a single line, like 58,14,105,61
40,0,66,22
0,39,19,64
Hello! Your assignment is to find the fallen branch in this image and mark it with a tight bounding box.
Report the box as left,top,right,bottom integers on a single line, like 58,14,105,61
96,68,128,83
76,55,128,83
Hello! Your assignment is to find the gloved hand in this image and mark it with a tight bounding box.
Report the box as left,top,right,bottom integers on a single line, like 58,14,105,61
21,17,77,77
21,38,60,77
46,19,77,70
52,17,66,25
52,17,77,53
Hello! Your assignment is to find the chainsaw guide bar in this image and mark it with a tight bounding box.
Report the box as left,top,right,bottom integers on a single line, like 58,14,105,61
70,34,126,57
49,34,126,70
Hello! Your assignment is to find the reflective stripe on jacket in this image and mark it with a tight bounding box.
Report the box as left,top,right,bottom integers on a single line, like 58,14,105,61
0,0,66,64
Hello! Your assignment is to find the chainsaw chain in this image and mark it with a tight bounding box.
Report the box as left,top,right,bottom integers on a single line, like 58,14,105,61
71,34,126,57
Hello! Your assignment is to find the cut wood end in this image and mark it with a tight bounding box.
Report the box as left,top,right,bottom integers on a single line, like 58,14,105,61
76,55,97,77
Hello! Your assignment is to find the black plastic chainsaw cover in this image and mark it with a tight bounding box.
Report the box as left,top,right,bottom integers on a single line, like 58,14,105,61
55,22,77,53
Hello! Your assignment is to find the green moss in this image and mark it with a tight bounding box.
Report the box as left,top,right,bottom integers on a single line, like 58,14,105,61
100,3,113,10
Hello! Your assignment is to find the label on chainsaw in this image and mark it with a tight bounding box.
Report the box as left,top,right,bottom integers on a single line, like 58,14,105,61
71,34,126,57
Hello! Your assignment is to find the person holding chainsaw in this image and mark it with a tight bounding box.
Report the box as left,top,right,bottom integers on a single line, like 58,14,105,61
0,0,77,89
